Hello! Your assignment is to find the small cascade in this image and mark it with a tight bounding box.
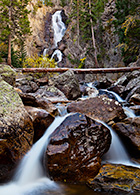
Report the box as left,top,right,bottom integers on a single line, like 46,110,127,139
87,83,140,168
97,120,140,168
56,103,68,116
0,114,70,195
101,89,125,103
51,49,63,63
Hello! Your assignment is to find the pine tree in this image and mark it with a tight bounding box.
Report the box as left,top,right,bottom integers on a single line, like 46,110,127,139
0,0,31,66
114,0,140,65
70,0,107,67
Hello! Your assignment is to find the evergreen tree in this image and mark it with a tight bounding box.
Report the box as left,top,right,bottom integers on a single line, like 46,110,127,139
70,0,107,67
0,0,31,66
114,0,140,65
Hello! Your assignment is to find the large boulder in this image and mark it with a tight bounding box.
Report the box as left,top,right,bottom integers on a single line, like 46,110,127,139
0,64,16,86
112,117,140,157
46,113,111,183
67,95,126,123
15,76,39,93
53,70,81,100
87,164,140,193
0,78,34,182
25,106,54,143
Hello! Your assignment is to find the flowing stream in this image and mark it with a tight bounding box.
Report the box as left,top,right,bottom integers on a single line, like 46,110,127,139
0,114,70,195
0,84,140,194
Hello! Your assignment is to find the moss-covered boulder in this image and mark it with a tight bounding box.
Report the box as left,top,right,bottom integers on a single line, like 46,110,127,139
0,78,34,182
0,64,16,86
87,164,140,193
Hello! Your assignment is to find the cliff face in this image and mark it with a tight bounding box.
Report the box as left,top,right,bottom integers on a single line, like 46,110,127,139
25,1,53,57
97,0,124,68
24,0,124,74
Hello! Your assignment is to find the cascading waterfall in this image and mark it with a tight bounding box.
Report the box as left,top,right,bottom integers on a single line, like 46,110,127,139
0,114,70,195
50,10,66,63
52,10,66,48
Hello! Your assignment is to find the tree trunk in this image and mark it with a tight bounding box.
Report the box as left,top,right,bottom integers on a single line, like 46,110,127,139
89,0,99,68
7,5,12,66
19,67,140,74
77,0,80,47
7,34,11,66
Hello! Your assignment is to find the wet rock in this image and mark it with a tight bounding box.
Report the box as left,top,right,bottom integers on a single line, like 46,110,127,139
25,106,54,143
129,105,140,116
114,74,128,86
67,95,126,123
87,164,140,193
32,85,68,103
19,92,57,115
46,113,111,183
124,77,140,95
0,64,16,86
86,87,99,98
53,70,81,100
127,70,140,81
129,94,140,105
36,77,48,86
112,117,140,157
0,79,34,181
79,84,88,96
94,76,112,89
107,84,125,96
126,85,140,102
15,76,39,93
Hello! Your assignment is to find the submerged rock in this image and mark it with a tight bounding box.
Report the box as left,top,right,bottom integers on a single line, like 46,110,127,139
0,79,34,182
87,164,140,193
67,95,126,123
46,113,111,183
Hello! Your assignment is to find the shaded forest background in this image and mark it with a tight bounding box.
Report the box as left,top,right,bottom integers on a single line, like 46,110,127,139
0,0,139,69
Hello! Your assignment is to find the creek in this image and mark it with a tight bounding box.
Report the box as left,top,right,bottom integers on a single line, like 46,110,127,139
0,85,140,194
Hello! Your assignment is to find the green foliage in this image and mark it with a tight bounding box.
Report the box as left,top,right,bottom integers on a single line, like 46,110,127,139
0,42,7,60
0,0,31,64
11,44,27,68
43,0,54,6
60,0,68,7
114,0,140,65
23,54,57,68
70,0,107,47
67,54,86,68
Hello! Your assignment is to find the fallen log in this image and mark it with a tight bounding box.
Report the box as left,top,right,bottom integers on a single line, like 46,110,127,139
16,67,140,74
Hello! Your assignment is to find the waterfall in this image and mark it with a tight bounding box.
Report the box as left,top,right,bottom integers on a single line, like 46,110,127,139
52,10,66,47
51,49,63,63
97,120,140,168
51,10,66,64
0,114,70,195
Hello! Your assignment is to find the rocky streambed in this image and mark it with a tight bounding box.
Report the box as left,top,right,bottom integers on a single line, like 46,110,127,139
0,64,140,193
